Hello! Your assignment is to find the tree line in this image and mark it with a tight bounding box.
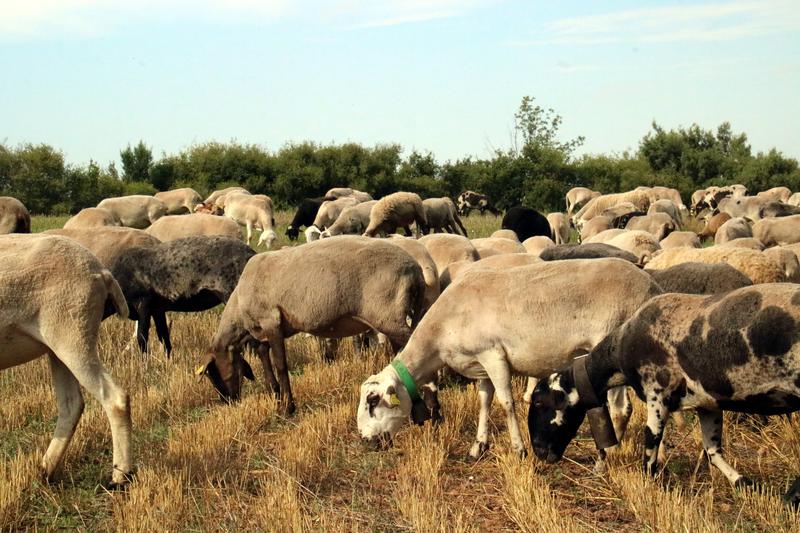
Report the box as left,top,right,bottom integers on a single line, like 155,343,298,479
2,96,799,215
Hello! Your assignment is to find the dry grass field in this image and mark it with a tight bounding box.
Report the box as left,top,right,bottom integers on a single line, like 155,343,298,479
2,211,799,531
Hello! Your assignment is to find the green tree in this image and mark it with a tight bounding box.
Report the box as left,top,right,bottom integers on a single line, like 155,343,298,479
120,141,153,183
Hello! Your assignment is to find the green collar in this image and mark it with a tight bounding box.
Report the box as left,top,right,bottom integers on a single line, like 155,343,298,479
391,359,420,401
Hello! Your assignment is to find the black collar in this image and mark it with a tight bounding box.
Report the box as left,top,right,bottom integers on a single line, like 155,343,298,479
572,356,601,408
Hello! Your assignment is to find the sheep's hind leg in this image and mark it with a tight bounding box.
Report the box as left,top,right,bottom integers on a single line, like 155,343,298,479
468,378,494,460
522,377,538,403
41,354,85,482
697,408,747,486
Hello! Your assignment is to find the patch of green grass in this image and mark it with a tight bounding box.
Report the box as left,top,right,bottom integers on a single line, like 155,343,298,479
30,215,69,233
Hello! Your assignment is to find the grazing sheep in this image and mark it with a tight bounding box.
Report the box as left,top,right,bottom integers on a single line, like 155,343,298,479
565,187,601,216
44,227,160,268
659,231,701,249
325,187,373,202
646,262,753,294
546,212,570,245
439,253,540,291
387,236,440,312
572,190,651,229
491,229,519,241
753,214,800,247
419,233,480,277
195,236,426,414
457,190,501,216
224,192,278,248
471,237,526,258
63,207,120,229
646,247,785,284
522,236,556,257
112,236,256,355
763,247,800,282
313,197,359,230
648,199,682,225
357,258,661,458
420,198,467,236
759,201,800,218
501,206,551,242
145,213,242,242
579,215,612,243
286,197,326,240
154,188,203,215
718,238,765,251
528,284,800,505
698,212,732,239
714,217,753,244
604,231,661,266
322,201,377,237
539,243,639,264
97,195,167,229
0,196,31,233
756,186,792,203
363,192,427,238
1,234,132,487
625,213,676,241
204,186,249,211
601,202,642,228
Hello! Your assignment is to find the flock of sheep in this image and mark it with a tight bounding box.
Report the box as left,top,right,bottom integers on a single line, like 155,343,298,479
1,181,799,507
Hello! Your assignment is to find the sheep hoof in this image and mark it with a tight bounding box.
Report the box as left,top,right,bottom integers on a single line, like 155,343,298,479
734,477,754,490
783,478,800,508
279,400,296,416
467,441,489,461
106,469,136,491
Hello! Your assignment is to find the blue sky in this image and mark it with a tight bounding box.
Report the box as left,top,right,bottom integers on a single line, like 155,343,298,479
1,0,798,167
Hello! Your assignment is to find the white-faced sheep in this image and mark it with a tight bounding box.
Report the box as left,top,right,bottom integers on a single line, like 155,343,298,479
363,192,427,238
195,236,426,414
154,188,203,215
1,234,132,487
357,258,661,458
145,213,243,242
111,235,256,355
97,195,167,229
321,200,377,238
0,196,31,233
223,192,278,248
421,198,468,236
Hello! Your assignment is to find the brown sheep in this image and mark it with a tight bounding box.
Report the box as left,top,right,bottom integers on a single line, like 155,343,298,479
698,212,732,239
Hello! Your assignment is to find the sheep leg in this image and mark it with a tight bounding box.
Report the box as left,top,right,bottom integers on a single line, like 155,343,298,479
697,408,746,486
403,225,413,237
136,304,152,354
41,354,85,482
322,338,339,362
522,377,538,403
468,378,495,459
55,346,133,487
245,220,253,244
479,354,526,457
643,394,667,477
255,342,281,396
267,333,296,415
607,386,633,441
152,310,172,357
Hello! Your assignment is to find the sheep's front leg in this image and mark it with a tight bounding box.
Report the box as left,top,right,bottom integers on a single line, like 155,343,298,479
135,303,152,354
643,393,668,476
255,342,280,396
522,377,538,403
268,333,296,415
468,378,494,459
480,355,526,457
152,310,172,356
697,408,746,486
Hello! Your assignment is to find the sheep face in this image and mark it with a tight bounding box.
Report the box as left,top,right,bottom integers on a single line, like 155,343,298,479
258,229,277,249
528,373,586,464
285,225,300,240
196,350,254,402
357,372,412,449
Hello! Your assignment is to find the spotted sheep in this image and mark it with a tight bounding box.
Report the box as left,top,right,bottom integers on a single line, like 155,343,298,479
357,258,662,459
528,284,800,507
456,190,501,217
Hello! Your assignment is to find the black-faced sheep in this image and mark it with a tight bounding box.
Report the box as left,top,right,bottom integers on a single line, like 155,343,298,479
286,197,327,240
111,235,256,355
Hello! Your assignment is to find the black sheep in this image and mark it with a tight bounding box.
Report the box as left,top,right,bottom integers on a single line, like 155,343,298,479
111,235,256,355
501,206,551,241
285,197,327,240
539,243,639,264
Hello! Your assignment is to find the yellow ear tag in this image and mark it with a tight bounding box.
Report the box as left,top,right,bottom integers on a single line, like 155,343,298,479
194,364,206,376
390,394,401,406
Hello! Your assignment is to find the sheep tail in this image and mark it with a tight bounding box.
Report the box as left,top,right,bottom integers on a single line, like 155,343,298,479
102,270,129,319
